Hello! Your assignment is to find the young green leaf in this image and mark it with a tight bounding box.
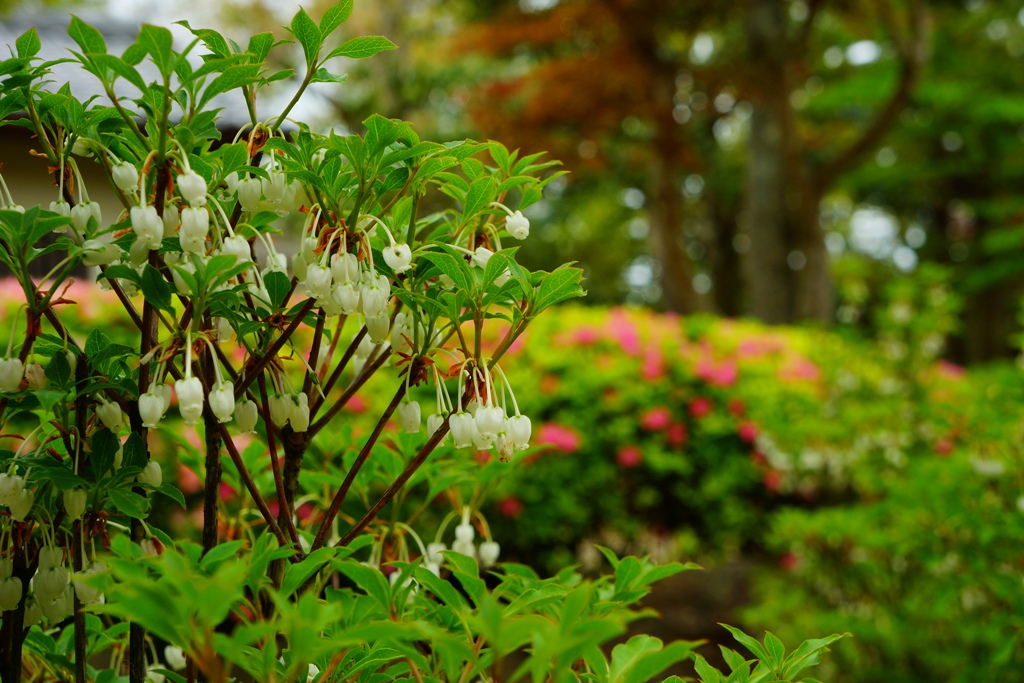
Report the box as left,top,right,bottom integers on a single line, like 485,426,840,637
320,0,354,36
15,28,41,59
326,36,397,60
290,7,322,66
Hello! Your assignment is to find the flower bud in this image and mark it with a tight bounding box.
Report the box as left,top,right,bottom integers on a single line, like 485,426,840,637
165,645,187,670
382,243,412,274
71,137,93,157
478,541,500,567
140,537,163,556
505,210,529,240
24,363,46,390
112,161,139,193
63,488,87,520
162,203,180,233
82,239,120,267
209,381,235,423
450,412,475,449
471,247,493,269
0,359,23,393
95,397,125,431
398,400,421,434
235,398,258,434
178,170,208,206
0,577,22,612
175,376,204,425
138,461,162,487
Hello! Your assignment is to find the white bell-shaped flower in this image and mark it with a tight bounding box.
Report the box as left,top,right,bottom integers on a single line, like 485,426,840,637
175,376,204,425
304,264,332,300
382,243,412,274
0,576,22,612
138,461,162,487
221,235,252,263
330,252,359,283
164,645,187,671
131,205,164,250
0,358,23,393
63,488,87,520
95,397,125,431
333,282,361,315
269,394,293,427
449,412,475,449
39,592,66,622
471,423,494,450
262,170,287,203
177,170,208,206
139,389,165,429
505,210,529,240
34,564,68,602
365,311,390,344
471,247,493,269
0,474,22,506
359,273,391,317
398,400,420,434
23,596,41,627
179,207,209,254
475,403,504,438
9,488,33,521
452,539,475,557
112,162,139,193
49,200,71,221
71,561,106,605
455,522,475,543
209,381,235,423
290,393,310,433
237,177,263,211
426,413,448,443
478,541,500,567
235,398,258,434
0,559,12,580
71,201,102,233
426,542,446,566
38,546,62,570
507,414,532,450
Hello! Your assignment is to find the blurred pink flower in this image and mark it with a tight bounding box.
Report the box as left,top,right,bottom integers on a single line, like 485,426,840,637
728,398,746,416
738,421,759,444
688,397,713,419
572,327,601,345
177,464,202,495
497,496,523,518
779,552,801,572
616,445,642,468
607,309,641,356
346,395,369,413
641,407,672,431
642,348,664,380
936,360,965,379
779,358,821,383
764,469,783,492
935,436,954,456
537,423,581,453
219,482,237,502
696,358,738,387
667,422,687,448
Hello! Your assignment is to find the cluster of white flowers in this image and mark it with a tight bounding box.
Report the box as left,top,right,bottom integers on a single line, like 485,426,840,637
425,507,501,572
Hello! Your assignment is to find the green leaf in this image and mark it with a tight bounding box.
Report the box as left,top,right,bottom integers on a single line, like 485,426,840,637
320,1,354,35
198,64,262,110
421,250,471,291
177,21,231,58
442,551,486,606
534,264,586,313
141,265,174,313
92,54,148,92
263,270,291,310
763,632,784,669
122,433,148,471
138,25,174,75
693,654,723,683
198,540,245,570
413,565,468,610
280,548,335,598
154,484,185,508
326,36,397,60
309,68,348,85
16,28,41,59
68,16,107,55
44,351,71,389
290,7,322,66
332,560,391,610
107,488,150,519
720,625,770,664
462,176,497,222
247,33,275,62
